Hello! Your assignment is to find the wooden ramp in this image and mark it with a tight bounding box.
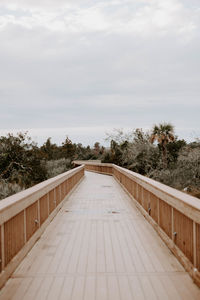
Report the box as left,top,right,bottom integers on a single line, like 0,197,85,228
0,172,199,300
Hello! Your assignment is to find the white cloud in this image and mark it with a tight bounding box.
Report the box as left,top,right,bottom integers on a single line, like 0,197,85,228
0,0,199,143
0,0,199,37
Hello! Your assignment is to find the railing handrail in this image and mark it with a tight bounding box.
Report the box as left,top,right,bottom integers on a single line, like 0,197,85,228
0,165,84,225
74,160,200,286
74,161,200,215
73,160,110,166
113,165,200,220
0,164,84,289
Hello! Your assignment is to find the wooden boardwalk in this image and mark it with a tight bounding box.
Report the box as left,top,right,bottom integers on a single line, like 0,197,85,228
0,171,200,300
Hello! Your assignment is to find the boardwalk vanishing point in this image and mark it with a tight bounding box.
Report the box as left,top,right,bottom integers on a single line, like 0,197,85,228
0,163,200,299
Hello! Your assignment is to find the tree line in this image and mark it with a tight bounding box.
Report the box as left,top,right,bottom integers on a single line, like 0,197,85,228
0,123,199,200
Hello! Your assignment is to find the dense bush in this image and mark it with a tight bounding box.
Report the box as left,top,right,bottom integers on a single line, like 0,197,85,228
0,126,199,200
149,145,200,197
0,180,24,200
0,133,104,200
0,133,47,188
45,158,72,179
103,126,200,198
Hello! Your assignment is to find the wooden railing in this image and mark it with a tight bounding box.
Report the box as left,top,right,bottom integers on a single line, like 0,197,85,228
74,161,200,286
73,160,113,175
0,165,84,288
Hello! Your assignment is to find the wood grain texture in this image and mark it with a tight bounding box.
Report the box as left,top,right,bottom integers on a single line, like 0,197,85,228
0,167,84,291
174,208,194,264
73,162,200,287
137,185,143,205
26,202,38,241
149,193,158,223
64,179,69,195
159,199,172,238
133,182,138,200
142,188,149,212
0,227,2,272
49,190,55,214
55,186,61,205
61,183,65,201
196,223,200,271
1,171,199,300
4,212,24,266
68,177,72,192
83,163,113,175
39,195,48,225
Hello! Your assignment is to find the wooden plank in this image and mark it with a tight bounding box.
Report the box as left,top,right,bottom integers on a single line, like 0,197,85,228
86,221,97,273
84,276,96,300
121,220,145,272
0,166,84,225
107,276,121,300
173,208,194,263
22,277,43,300
71,276,85,300
142,188,149,212
126,220,155,272
46,277,65,300
104,222,115,273
26,202,38,241
0,226,2,272
96,276,107,300
1,171,200,299
4,211,24,266
149,192,158,223
196,223,200,271
137,185,143,204
61,183,65,201
118,276,133,300
0,278,24,300
114,222,135,273
49,189,56,214
139,275,157,300
55,186,61,205
159,275,182,300
150,275,169,300
159,199,172,238
59,276,74,300
129,276,145,300
96,221,106,273
36,277,54,300
39,194,48,225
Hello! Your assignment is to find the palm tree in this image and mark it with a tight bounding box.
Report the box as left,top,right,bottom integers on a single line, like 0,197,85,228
150,123,175,168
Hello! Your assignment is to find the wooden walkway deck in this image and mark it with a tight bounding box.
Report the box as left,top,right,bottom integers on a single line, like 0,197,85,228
0,172,200,299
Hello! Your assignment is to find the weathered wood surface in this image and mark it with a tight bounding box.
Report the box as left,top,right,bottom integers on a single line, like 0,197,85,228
1,171,199,299
74,161,200,285
0,166,84,289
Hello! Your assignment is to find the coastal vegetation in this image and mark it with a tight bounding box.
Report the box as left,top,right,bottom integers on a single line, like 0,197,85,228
0,123,199,200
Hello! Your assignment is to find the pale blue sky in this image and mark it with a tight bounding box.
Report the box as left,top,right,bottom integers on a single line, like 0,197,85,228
0,0,199,145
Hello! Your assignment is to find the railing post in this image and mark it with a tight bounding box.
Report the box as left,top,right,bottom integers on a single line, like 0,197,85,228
172,207,175,241
24,209,27,243
37,200,40,227
193,221,197,268
157,198,160,225
47,193,50,216
1,224,5,270
54,188,56,207
136,183,138,202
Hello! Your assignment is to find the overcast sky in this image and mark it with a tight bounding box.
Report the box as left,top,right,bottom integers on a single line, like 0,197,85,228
0,0,199,145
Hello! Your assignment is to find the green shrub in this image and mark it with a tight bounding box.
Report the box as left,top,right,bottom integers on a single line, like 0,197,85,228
0,180,24,200
45,158,72,179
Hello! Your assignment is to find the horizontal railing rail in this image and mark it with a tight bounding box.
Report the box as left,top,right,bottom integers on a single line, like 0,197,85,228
0,165,84,288
74,161,200,286
73,160,113,175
